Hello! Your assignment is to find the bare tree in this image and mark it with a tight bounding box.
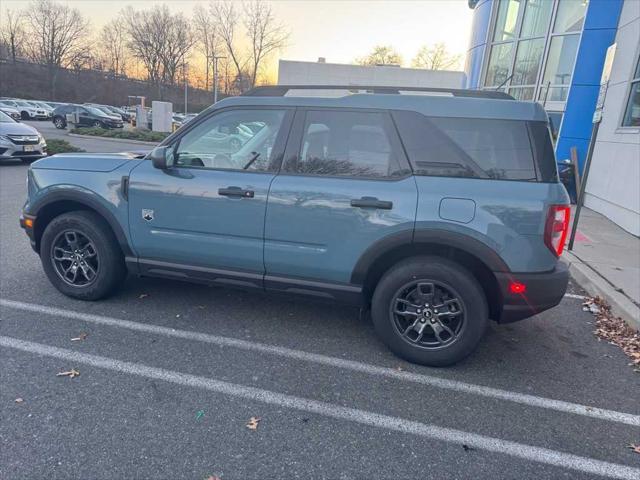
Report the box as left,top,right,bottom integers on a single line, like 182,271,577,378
211,1,248,92
160,10,194,85
243,0,289,87
193,4,220,91
1,9,26,63
122,6,163,86
99,16,128,77
412,43,462,70
23,0,89,96
356,45,403,66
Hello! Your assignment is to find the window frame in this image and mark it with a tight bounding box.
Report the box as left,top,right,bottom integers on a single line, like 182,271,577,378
620,52,640,129
158,106,295,175
280,107,413,181
481,0,585,107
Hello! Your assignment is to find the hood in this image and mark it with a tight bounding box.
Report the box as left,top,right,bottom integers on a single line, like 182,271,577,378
31,152,141,172
0,121,39,136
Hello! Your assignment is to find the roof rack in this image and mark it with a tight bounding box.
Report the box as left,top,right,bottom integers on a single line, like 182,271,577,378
241,85,514,100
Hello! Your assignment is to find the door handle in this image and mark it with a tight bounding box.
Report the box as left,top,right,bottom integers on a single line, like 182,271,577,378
350,196,393,210
218,186,255,198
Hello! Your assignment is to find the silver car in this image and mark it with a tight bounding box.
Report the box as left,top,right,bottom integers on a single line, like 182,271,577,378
0,110,47,163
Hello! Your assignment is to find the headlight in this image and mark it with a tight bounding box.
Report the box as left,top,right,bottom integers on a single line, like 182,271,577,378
0,134,10,145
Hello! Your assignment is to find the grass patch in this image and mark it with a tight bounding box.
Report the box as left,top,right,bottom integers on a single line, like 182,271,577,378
70,127,168,143
46,139,85,155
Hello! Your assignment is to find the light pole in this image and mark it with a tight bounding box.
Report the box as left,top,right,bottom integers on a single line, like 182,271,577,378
210,55,226,104
183,61,189,115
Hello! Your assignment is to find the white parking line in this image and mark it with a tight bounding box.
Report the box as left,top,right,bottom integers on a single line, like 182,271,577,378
2,298,639,427
1,335,638,480
564,293,587,300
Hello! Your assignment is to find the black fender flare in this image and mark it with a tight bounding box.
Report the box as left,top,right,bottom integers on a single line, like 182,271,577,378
350,228,510,285
27,188,133,256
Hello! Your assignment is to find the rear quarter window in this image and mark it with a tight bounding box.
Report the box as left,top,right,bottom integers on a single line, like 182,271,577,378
392,110,540,182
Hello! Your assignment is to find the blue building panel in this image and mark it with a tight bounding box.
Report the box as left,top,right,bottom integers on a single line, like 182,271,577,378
571,28,619,86
583,0,625,30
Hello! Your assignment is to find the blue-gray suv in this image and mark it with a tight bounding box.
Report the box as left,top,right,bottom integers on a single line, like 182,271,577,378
20,86,570,366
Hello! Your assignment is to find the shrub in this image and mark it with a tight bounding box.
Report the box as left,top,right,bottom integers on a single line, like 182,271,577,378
70,127,168,143
46,139,85,155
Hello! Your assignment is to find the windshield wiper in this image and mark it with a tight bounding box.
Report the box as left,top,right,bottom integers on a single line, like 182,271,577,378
242,152,260,170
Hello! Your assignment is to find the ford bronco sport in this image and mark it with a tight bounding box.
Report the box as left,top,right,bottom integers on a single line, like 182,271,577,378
20,85,570,366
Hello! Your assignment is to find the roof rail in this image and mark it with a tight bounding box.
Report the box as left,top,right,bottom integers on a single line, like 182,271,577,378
241,85,514,100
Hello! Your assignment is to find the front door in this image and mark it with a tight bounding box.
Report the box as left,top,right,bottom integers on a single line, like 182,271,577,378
264,109,418,295
128,107,292,285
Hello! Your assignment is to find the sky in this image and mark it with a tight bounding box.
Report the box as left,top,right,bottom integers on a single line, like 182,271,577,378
4,0,474,68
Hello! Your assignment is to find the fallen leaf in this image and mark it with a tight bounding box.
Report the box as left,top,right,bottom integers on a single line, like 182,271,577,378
14,398,24,404
176,314,181,318
462,444,475,452
628,444,640,455
138,293,149,299
56,369,80,379
246,416,261,430
71,332,88,342
195,410,205,421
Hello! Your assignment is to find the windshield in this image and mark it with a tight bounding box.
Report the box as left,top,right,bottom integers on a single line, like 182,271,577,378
0,110,15,123
85,106,108,117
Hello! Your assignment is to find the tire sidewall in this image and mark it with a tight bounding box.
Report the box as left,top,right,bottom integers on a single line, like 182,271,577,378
371,256,488,367
40,212,125,300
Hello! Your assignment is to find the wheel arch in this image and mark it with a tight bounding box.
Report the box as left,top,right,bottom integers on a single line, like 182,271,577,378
29,191,132,257
352,230,508,321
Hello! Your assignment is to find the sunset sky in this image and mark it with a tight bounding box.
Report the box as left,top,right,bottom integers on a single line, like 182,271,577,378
4,0,474,68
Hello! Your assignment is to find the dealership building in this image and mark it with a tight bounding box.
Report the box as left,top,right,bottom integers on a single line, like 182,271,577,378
465,0,639,235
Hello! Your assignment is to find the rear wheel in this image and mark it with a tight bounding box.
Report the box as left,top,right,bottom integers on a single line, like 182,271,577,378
21,111,30,120
40,211,126,300
371,256,488,367
53,117,66,129
92,120,103,128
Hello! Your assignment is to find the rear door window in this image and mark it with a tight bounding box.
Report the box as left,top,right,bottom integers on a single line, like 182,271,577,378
392,111,538,181
285,110,408,178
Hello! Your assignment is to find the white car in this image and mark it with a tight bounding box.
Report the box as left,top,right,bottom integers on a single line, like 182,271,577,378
0,110,47,163
0,99,48,120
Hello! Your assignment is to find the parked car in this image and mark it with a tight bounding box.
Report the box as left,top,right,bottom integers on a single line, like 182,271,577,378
0,99,48,120
0,105,22,121
52,104,124,129
26,101,53,119
0,110,47,163
84,103,125,123
20,85,570,366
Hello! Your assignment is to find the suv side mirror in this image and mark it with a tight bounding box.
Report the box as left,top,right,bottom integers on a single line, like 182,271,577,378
149,146,172,169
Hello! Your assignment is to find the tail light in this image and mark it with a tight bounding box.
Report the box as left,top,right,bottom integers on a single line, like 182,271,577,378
544,205,570,256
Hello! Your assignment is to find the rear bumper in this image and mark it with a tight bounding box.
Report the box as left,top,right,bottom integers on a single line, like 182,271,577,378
495,260,569,323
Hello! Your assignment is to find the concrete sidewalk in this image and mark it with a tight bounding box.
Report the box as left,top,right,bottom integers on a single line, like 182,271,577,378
564,207,640,330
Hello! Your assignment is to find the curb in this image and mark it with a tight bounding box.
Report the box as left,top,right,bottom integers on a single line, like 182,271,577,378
67,133,158,146
565,251,640,331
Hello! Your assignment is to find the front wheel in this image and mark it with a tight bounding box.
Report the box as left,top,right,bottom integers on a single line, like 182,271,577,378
40,211,126,300
92,120,103,128
53,117,66,129
371,256,488,367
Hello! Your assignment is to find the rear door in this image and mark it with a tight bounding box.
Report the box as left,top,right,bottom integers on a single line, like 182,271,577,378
264,108,418,297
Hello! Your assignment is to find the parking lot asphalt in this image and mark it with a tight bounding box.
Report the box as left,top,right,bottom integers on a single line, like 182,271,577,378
24,120,154,153
1,159,639,480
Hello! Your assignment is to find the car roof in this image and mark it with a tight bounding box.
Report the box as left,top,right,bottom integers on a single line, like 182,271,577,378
212,92,547,122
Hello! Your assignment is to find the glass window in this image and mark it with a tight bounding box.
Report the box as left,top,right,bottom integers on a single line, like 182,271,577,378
493,0,522,41
392,111,537,181
622,58,640,127
554,0,588,33
174,109,286,171
521,0,553,38
485,42,515,87
291,110,404,178
542,34,579,86
512,37,545,85
509,86,536,100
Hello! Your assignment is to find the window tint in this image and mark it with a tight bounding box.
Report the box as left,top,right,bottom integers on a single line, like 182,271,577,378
174,109,286,171
393,110,537,181
290,110,404,178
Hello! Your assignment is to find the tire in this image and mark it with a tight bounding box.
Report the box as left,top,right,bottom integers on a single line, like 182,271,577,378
371,256,488,367
21,111,30,120
21,157,37,164
92,120,103,128
53,117,66,129
40,211,126,301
